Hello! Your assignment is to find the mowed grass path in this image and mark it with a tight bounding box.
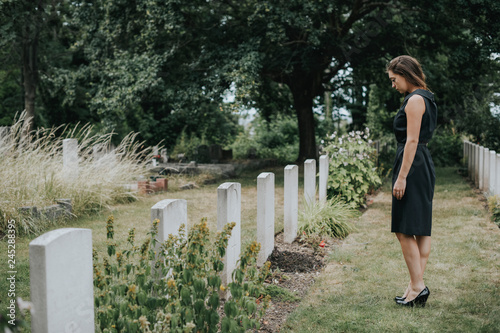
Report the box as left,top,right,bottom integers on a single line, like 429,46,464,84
282,167,500,332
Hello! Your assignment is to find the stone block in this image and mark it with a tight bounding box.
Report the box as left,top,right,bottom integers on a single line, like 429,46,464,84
30,228,94,333
304,159,316,205
284,165,298,244
257,172,275,266
217,182,241,285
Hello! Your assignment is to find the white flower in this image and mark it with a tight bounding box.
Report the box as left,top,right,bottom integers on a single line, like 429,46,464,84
358,140,362,144
339,138,343,144
363,135,368,139
343,162,348,166
368,139,373,144
321,139,324,144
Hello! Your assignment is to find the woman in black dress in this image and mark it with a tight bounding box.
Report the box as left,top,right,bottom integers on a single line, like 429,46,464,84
387,55,437,307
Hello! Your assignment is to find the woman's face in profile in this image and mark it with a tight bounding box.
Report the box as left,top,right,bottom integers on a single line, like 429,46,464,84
388,70,408,94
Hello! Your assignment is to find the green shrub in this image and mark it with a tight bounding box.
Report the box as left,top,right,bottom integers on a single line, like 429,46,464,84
0,112,150,235
231,114,299,163
488,195,500,227
322,128,382,208
93,216,270,332
298,197,359,239
428,125,463,167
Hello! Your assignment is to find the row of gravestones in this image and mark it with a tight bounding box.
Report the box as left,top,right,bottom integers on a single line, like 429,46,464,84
463,141,500,196
28,156,330,332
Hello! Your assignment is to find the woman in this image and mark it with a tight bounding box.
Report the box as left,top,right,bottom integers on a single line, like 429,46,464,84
387,55,437,307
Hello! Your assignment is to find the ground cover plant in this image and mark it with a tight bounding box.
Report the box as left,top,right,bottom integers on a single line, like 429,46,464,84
298,196,358,241
93,215,270,332
0,112,150,235
322,128,382,208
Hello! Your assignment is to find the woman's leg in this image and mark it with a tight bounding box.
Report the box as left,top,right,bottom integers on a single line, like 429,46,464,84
396,233,426,301
415,236,431,276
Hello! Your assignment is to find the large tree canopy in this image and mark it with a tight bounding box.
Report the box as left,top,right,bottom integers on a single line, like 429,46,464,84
1,0,498,155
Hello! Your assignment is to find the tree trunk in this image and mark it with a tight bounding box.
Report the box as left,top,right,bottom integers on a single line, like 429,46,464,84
21,2,41,132
288,80,318,162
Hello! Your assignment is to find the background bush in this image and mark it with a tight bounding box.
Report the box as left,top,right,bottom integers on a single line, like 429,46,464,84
428,125,463,167
231,114,299,163
322,128,382,208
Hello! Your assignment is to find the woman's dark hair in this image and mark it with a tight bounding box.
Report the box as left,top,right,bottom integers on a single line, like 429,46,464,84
387,55,427,91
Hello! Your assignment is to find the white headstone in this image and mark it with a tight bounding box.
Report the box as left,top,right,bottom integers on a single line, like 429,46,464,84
153,146,159,156
284,165,298,244
304,159,316,205
490,151,496,196
484,148,490,193
319,155,329,202
151,199,188,246
479,146,484,190
496,154,500,196
30,228,94,333
63,138,78,179
257,173,275,266
217,182,241,285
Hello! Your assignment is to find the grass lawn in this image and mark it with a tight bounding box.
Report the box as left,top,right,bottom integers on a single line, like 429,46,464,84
281,167,500,332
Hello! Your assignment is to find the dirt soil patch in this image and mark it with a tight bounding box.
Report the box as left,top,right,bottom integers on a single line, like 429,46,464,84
257,232,341,332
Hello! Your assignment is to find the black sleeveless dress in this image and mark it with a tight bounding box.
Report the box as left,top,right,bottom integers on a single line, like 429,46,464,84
392,89,437,236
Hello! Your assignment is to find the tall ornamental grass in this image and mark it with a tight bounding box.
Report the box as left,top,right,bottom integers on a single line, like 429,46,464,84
0,112,151,236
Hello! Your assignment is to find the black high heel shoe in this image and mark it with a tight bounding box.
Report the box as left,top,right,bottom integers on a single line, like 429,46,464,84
394,296,405,302
396,287,430,307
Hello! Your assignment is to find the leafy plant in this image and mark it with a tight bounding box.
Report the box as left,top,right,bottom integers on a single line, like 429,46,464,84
93,215,270,333
487,195,500,227
298,197,359,239
322,128,382,208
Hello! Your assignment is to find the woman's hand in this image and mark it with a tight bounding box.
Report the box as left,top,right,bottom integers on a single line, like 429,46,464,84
393,176,406,200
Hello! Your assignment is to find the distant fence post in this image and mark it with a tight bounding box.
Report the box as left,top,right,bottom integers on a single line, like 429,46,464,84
257,173,275,266
484,148,490,193
490,150,497,196
319,155,329,202
217,182,241,285
475,144,480,187
30,228,94,333
496,154,500,196
479,146,484,190
304,159,316,205
284,165,298,244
